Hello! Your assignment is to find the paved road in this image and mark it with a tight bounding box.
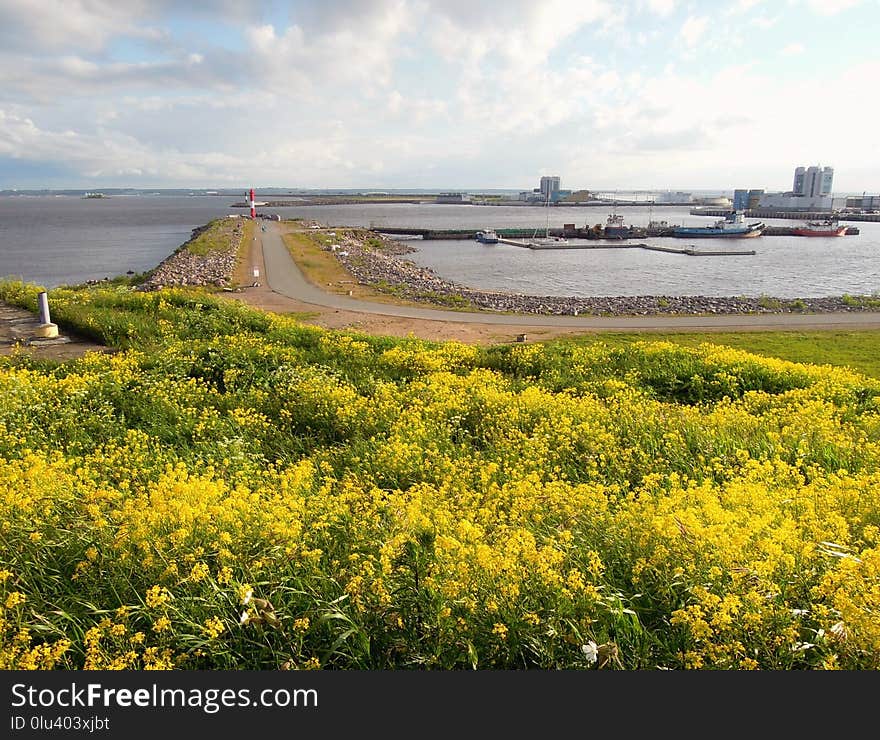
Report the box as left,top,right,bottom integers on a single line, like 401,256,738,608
261,223,880,330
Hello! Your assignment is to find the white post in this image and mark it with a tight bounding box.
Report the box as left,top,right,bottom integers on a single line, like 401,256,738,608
38,291,51,324
34,291,59,339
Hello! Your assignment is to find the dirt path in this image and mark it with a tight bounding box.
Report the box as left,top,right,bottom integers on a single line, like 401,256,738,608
225,222,880,344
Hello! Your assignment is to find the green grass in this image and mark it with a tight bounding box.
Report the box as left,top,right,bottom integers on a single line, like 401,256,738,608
2,280,880,670
185,218,246,256
552,330,880,379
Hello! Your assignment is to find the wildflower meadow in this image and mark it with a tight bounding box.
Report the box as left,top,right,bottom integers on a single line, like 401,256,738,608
1,281,878,670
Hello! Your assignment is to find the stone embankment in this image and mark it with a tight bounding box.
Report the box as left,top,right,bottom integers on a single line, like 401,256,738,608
139,221,243,291
324,228,880,316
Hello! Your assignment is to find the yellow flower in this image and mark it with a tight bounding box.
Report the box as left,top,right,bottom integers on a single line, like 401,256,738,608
202,616,225,639
5,592,26,609
145,585,171,609
189,563,209,583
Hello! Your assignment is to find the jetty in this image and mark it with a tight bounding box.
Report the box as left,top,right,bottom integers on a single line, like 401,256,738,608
373,224,858,240
691,207,872,226
372,225,803,243
497,239,754,256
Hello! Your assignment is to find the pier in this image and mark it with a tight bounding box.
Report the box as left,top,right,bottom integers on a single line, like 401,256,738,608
690,207,873,226
375,226,666,239
497,239,755,256
372,224,855,240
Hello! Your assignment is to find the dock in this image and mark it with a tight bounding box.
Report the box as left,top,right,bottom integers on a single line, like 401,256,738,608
691,207,872,226
496,239,754,256
374,223,859,240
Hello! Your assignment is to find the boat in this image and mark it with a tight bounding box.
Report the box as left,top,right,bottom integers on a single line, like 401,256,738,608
672,211,764,238
647,199,669,230
82,192,109,199
529,235,569,247
529,195,569,247
604,213,630,239
475,229,499,244
792,219,848,237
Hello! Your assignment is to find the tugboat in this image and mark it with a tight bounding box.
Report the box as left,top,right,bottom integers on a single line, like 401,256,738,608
792,219,848,237
672,211,764,238
475,228,499,244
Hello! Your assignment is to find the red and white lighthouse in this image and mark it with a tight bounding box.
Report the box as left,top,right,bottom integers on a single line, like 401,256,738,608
249,188,256,219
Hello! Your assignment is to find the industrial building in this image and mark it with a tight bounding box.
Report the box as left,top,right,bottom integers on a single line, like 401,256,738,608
434,192,471,204
740,165,836,211
793,165,834,197
845,194,880,211
539,176,561,202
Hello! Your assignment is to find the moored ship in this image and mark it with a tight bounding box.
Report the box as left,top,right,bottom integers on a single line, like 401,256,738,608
792,219,847,237
529,195,569,247
604,213,631,238
475,228,499,244
672,211,764,238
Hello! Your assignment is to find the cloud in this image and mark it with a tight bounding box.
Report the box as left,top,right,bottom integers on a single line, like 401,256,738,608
425,0,612,69
678,16,707,47
243,1,413,94
1,1,879,189
729,0,763,12
0,0,157,51
750,13,779,28
645,0,677,15
0,51,230,103
805,0,862,14
780,42,805,56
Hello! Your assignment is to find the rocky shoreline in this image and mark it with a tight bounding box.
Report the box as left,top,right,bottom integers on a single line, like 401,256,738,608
139,221,243,290
324,227,880,316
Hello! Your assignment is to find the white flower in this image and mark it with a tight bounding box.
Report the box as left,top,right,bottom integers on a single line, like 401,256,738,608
240,610,250,625
790,609,809,617
581,641,599,664
242,589,253,606
792,642,815,652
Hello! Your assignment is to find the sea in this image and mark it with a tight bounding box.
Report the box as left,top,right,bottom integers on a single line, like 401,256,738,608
1,194,879,299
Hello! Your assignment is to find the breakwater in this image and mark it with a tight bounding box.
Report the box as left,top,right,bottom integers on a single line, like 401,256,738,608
139,221,243,290
323,228,877,316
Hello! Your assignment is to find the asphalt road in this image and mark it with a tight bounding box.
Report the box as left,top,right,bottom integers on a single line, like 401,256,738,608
261,222,880,330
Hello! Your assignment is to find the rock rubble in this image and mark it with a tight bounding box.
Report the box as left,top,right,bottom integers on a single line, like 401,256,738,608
139,222,242,291
326,228,880,316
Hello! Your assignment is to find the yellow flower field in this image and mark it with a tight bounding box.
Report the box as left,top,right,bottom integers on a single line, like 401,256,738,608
1,282,879,669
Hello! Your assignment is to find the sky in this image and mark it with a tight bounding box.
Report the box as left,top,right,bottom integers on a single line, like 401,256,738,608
1,0,879,192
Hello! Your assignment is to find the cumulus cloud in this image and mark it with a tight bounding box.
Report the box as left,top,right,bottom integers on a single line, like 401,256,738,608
0,0,159,51
1,1,879,189
678,16,707,47
425,0,612,69
243,1,413,94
